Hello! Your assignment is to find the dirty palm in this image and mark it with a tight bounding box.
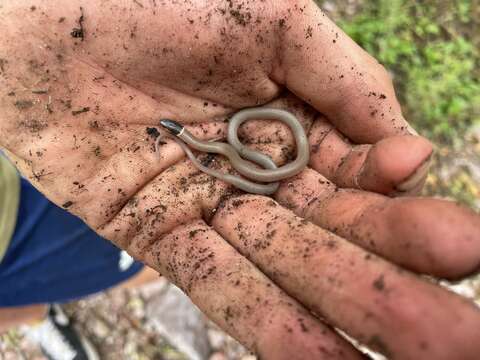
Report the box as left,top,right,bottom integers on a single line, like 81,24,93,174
1,1,479,359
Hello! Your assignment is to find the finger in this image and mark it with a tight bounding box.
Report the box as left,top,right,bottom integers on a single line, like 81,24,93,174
139,220,363,360
88,142,363,360
275,168,480,279
276,1,415,142
308,117,433,195
96,156,362,359
236,95,433,196
212,195,480,360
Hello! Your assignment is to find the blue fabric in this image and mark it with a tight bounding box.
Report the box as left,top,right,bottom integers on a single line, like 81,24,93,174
0,178,143,307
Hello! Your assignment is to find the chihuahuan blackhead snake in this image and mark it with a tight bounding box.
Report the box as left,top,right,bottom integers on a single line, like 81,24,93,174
158,107,310,195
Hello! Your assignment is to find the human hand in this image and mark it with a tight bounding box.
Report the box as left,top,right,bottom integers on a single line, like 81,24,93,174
1,1,479,359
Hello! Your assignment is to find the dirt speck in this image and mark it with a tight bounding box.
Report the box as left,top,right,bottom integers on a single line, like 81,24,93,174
70,7,85,40
373,275,385,291
62,201,74,208
298,318,309,332
14,100,34,110
72,107,90,116
306,26,313,38
19,118,47,133
146,127,160,139
0,58,7,73
228,6,251,26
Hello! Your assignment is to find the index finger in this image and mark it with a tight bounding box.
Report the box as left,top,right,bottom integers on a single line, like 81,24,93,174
276,1,415,143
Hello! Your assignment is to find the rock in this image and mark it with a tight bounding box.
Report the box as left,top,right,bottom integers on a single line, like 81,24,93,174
90,318,110,339
127,295,145,319
146,284,211,360
207,329,226,350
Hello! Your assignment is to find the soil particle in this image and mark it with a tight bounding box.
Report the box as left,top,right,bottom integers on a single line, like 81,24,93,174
0,58,7,73
224,306,234,322
89,120,100,129
146,127,160,139
62,201,74,208
227,2,252,27
373,275,385,291
31,89,48,94
14,100,34,110
306,26,313,38
19,118,47,133
189,228,207,239
32,168,52,181
298,318,309,332
324,239,338,249
231,199,245,208
72,107,90,116
200,153,216,167
265,229,276,239
71,7,85,40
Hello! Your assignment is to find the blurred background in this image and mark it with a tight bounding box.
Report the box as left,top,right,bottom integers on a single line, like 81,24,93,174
319,0,480,209
1,1,479,359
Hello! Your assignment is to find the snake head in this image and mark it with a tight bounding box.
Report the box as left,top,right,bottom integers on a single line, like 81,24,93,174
159,119,184,136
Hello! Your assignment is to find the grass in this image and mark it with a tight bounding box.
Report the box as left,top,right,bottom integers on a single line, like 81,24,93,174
318,0,480,144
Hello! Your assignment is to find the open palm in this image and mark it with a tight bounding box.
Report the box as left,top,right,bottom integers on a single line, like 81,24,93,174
1,1,479,359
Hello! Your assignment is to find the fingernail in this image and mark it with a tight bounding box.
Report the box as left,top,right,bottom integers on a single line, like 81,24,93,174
395,155,432,192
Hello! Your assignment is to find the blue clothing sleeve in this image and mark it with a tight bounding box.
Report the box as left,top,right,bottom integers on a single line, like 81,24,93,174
0,178,143,307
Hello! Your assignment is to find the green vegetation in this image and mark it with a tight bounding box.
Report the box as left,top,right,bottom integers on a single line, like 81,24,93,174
320,0,480,144
315,0,480,207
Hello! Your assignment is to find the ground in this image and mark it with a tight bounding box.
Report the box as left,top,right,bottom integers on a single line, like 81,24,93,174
1,1,479,359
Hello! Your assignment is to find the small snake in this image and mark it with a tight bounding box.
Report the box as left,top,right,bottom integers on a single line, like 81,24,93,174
158,107,310,195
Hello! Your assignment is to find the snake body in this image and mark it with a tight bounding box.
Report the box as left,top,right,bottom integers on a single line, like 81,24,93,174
159,108,310,195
